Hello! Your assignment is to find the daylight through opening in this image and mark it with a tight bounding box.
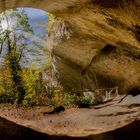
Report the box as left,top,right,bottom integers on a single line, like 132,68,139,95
0,8,53,105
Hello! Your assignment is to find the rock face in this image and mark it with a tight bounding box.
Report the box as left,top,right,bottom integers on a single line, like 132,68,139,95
48,0,140,94
0,0,140,94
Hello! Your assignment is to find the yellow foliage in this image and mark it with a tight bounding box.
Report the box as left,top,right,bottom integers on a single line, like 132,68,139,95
0,66,13,93
47,13,55,35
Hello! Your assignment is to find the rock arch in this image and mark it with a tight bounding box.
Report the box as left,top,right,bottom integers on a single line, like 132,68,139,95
0,0,140,94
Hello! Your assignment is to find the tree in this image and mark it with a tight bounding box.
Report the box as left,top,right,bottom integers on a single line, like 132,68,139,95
0,9,52,106
0,9,33,104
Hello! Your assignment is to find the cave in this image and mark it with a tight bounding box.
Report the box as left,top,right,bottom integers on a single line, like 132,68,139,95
0,0,140,139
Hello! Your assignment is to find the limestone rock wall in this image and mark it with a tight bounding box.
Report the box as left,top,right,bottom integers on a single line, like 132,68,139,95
48,0,140,94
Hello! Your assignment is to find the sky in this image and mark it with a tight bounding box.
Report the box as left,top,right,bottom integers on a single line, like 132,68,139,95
23,8,48,35
23,8,48,19
20,8,48,68
0,8,49,68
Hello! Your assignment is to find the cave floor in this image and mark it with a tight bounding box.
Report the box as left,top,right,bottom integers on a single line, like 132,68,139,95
0,95,139,137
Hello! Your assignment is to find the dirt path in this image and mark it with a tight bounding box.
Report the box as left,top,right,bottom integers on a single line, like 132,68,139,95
0,95,139,137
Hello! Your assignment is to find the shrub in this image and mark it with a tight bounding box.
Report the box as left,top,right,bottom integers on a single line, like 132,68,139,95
0,92,15,104
63,93,76,107
76,96,93,108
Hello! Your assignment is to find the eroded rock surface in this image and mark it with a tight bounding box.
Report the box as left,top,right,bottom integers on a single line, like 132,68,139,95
48,0,140,93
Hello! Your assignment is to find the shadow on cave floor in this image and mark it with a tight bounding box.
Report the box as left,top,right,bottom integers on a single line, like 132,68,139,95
0,116,140,140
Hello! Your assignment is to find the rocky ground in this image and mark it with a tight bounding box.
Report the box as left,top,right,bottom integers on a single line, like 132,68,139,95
0,95,139,140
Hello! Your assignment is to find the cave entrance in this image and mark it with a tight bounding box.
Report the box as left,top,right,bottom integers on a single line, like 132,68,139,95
0,7,54,105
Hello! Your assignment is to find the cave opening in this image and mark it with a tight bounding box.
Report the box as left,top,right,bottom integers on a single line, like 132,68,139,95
0,7,55,105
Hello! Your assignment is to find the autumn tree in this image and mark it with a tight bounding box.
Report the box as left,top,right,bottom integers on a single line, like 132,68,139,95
0,9,33,104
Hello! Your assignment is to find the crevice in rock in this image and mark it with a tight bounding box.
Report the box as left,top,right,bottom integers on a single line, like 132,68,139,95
90,0,135,8
101,44,116,55
106,17,130,30
117,42,140,60
134,25,140,42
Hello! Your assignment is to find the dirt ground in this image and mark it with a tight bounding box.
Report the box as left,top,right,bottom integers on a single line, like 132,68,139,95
0,95,139,138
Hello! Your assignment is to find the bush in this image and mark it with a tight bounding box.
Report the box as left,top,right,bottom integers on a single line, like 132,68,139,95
76,96,93,108
22,93,37,106
0,92,15,104
21,67,48,106
63,93,76,107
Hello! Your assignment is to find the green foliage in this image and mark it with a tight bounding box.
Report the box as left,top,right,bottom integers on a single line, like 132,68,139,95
21,66,47,106
0,66,15,104
0,63,49,106
0,9,45,105
0,9,33,34
0,93,15,104
4,32,26,104
49,88,64,106
76,96,93,108
22,93,38,106
63,93,76,107
22,92,49,107
45,88,75,107
16,9,33,34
